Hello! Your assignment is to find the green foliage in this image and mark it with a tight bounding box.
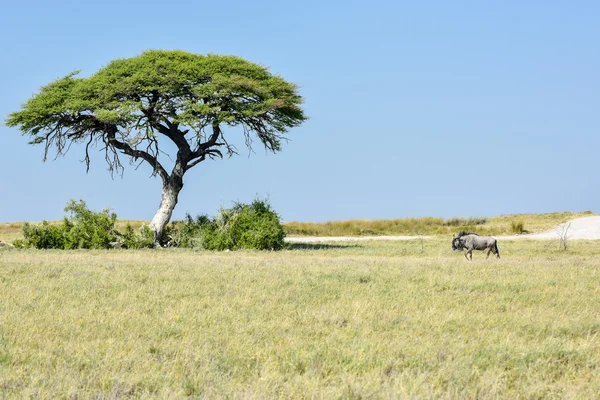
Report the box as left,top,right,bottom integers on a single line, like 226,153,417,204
122,224,137,249
122,224,154,249
63,200,118,249
12,198,284,251
169,199,285,251
166,214,210,248
13,221,72,250
5,50,306,166
206,199,285,250
15,200,118,250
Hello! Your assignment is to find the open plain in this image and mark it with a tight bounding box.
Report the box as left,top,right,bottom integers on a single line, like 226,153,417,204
1,235,599,398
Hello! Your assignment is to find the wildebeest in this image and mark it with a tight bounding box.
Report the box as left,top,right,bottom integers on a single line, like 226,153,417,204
452,231,500,260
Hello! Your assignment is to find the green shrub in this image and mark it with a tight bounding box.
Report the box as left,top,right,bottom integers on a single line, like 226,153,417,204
15,198,284,251
16,200,120,249
122,224,154,249
166,214,211,248
170,198,285,251
14,220,71,249
63,200,118,249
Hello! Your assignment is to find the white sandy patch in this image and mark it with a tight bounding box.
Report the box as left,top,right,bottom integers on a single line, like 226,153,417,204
496,216,600,240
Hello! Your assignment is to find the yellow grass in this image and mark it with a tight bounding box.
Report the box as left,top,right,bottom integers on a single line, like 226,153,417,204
1,239,599,398
284,211,594,237
0,223,24,244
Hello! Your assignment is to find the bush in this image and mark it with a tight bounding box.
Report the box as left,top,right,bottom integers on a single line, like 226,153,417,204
15,200,120,249
166,214,211,248
122,224,154,249
169,198,285,251
15,198,285,251
14,220,72,249
63,200,118,249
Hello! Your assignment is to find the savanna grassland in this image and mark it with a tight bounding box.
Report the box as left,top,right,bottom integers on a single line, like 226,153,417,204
284,211,594,237
1,239,599,398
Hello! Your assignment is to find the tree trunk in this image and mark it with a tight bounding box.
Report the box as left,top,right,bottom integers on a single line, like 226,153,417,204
150,179,183,246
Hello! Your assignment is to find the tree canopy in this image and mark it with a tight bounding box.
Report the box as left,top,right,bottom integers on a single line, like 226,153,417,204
7,50,305,176
6,50,306,243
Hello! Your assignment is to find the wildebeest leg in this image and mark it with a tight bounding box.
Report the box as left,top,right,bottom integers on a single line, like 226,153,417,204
469,251,473,260
464,252,469,261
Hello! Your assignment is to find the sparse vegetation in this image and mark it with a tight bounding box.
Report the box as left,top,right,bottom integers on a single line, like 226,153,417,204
557,222,571,251
0,239,599,397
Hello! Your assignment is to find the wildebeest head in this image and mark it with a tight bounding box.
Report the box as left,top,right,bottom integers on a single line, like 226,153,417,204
452,237,462,251
452,232,468,251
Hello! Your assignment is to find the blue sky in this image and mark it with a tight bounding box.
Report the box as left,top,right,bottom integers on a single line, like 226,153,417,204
1,1,598,223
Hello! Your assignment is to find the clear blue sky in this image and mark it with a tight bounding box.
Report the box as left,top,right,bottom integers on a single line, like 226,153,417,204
1,0,598,223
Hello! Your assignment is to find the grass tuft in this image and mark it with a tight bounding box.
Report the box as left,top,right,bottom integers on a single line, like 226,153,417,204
511,220,526,234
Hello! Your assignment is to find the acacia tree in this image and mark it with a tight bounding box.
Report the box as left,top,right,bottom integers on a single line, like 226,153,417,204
6,50,306,244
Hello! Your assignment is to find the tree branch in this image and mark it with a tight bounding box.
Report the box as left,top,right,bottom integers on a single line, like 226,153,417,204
186,122,223,165
106,126,169,182
141,102,192,161
185,155,206,170
152,119,191,154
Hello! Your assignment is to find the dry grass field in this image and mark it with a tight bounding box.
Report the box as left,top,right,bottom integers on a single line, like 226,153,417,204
1,238,599,398
284,211,594,237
